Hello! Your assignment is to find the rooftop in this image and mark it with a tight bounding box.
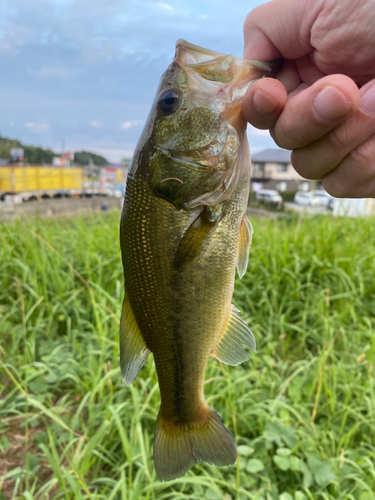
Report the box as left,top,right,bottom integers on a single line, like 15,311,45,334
251,148,292,163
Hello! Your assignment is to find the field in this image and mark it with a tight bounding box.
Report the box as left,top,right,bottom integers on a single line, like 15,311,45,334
1,212,375,500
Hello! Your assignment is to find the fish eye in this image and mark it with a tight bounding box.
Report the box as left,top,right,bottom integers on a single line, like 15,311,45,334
157,88,181,114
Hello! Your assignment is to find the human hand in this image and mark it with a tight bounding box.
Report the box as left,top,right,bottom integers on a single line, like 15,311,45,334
243,0,375,197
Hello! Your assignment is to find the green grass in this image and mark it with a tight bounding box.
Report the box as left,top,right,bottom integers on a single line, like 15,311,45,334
0,212,375,500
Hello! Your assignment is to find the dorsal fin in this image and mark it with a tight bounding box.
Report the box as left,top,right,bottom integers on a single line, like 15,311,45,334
211,305,256,366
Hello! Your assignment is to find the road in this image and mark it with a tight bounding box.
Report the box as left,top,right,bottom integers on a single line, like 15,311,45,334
0,196,123,221
284,202,331,214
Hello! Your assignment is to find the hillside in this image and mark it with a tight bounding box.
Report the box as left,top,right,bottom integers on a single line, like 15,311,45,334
0,135,109,166
0,135,56,164
73,150,109,166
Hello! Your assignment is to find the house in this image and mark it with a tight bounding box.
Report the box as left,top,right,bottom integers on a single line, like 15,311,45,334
251,148,319,192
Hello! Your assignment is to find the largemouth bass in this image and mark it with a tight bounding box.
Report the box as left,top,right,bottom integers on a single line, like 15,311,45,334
120,39,276,481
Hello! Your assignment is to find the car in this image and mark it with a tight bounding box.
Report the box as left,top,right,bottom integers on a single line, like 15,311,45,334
313,190,335,209
294,191,320,206
255,189,283,209
4,194,23,204
103,182,126,198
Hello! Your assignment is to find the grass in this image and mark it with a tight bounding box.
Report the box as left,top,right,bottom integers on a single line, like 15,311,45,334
0,211,375,500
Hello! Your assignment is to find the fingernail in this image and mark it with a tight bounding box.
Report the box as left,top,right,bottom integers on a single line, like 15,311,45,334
360,83,375,115
314,86,352,121
253,90,278,114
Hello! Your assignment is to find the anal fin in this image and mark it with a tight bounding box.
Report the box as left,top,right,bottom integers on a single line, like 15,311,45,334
120,293,150,385
212,305,256,366
236,215,253,278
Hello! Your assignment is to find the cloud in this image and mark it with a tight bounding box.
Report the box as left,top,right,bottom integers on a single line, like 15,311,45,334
121,121,139,129
247,125,271,137
88,147,135,162
90,120,101,129
25,122,50,133
0,0,269,162
157,2,173,10
0,19,33,55
250,146,265,154
0,41,17,56
31,66,83,79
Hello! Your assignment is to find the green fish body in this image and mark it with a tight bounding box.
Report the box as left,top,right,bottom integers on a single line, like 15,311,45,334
120,40,276,481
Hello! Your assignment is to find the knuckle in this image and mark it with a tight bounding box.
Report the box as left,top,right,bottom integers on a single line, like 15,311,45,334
323,136,375,197
271,122,303,150
325,126,351,153
350,139,375,165
272,106,324,151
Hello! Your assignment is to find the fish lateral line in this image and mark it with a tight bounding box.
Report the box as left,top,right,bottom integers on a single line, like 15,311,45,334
119,38,272,481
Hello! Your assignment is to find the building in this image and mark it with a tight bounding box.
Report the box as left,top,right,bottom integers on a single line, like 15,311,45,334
251,148,318,192
333,198,375,217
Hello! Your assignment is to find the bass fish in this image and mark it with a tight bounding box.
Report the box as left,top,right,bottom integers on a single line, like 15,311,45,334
120,39,276,481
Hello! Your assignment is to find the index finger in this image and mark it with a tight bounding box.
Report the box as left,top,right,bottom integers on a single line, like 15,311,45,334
243,0,320,61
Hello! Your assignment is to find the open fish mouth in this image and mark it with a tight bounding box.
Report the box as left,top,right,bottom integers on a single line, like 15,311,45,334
120,37,280,482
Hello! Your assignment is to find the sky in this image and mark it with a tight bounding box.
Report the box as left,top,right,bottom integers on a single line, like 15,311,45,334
0,0,277,162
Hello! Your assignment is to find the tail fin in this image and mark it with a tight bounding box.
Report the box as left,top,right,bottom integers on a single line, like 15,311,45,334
153,407,237,481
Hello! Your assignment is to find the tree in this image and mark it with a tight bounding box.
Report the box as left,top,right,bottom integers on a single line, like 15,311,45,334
0,135,56,163
73,151,109,166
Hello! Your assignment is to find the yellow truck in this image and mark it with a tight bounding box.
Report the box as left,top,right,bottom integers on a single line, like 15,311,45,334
0,166,83,200
0,165,128,201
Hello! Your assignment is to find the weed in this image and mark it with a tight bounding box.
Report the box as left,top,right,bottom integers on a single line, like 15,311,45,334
0,213,374,499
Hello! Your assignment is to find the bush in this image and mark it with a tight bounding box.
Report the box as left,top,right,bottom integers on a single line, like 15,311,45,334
280,191,297,202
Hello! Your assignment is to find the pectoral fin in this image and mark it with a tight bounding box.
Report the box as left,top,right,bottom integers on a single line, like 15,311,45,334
211,305,256,366
236,215,253,278
174,208,221,270
120,293,150,385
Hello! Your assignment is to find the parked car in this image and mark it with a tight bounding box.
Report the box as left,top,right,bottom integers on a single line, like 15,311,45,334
255,189,283,209
4,194,23,204
103,182,126,198
313,190,334,209
294,191,320,206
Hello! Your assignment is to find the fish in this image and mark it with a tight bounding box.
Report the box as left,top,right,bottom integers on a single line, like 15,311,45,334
119,39,277,481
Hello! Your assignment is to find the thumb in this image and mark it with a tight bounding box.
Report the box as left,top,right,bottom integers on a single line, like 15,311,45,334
243,0,321,61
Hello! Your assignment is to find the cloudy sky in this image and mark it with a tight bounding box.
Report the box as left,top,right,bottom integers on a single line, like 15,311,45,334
0,0,277,162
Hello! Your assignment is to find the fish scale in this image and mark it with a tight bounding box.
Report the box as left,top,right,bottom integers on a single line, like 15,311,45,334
119,39,278,481
123,178,237,417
